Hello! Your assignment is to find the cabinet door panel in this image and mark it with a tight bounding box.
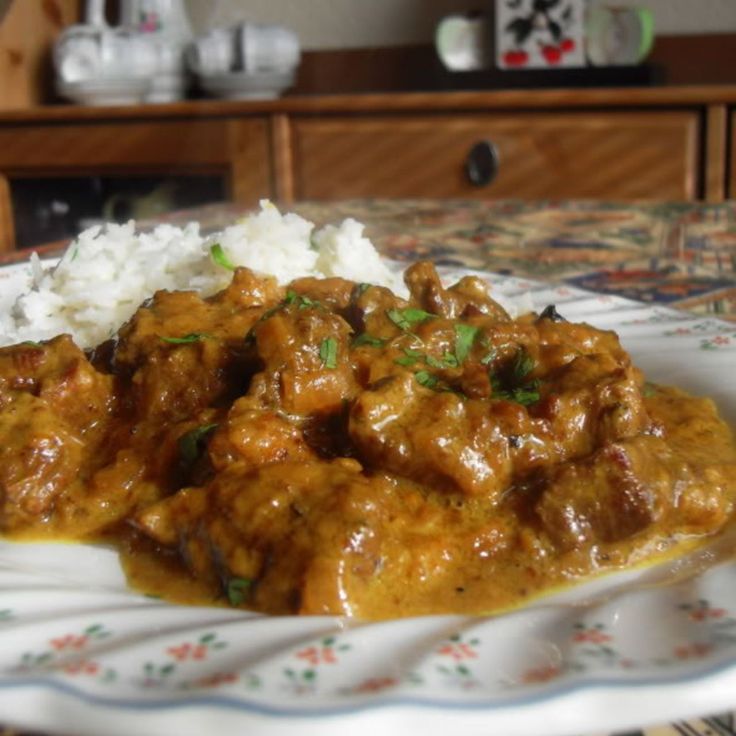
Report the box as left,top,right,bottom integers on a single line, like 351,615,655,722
293,112,699,200
0,118,272,205
729,110,736,199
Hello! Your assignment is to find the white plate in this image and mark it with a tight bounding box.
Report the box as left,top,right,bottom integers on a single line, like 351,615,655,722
1,264,736,736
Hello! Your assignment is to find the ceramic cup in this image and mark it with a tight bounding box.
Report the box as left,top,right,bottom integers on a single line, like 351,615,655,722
238,23,300,73
185,27,237,76
586,4,655,66
435,14,491,72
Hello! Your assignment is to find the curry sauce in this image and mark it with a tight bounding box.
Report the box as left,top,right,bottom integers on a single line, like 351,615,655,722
1,262,734,619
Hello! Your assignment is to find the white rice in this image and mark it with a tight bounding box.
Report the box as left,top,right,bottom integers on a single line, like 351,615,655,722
0,201,404,349
0,201,515,350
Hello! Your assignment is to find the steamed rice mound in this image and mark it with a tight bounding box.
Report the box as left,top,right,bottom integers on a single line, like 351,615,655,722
0,201,402,349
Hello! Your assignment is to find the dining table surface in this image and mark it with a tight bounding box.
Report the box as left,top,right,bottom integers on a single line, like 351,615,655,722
1,197,736,736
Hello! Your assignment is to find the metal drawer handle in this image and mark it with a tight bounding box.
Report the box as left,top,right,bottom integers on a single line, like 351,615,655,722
465,140,499,187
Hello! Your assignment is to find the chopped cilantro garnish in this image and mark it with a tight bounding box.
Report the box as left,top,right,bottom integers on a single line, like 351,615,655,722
226,577,253,606
280,292,322,310
415,370,440,389
386,307,433,332
258,290,318,324
319,337,338,369
352,333,385,348
210,243,236,271
441,351,460,368
160,333,212,344
356,283,372,296
395,354,418,366
424,354,444,369
497,386,541,406
178,424,218,468
298,295,318,310
454,324,479,364
490,347,540,406
512,348,535,380
425,352,459,369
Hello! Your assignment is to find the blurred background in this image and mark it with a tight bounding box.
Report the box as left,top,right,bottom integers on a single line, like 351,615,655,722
1,0,735,251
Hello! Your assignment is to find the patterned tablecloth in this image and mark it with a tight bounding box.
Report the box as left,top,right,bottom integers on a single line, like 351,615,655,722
3,199,736,736
139,198,736,321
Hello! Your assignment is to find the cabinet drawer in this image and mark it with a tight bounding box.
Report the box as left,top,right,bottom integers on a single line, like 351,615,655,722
292,112,699,200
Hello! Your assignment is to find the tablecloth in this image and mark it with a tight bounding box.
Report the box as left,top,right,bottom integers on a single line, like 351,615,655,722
140,198,736,320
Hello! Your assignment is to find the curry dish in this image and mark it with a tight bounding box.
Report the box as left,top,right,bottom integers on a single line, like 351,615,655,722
1,262,735,619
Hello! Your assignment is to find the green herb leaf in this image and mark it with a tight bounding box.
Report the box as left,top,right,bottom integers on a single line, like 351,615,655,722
20,340,43,348
492,378,541,406
284,290,298,304
454,324,479,364
356,283,372,296
490,347,540,406
386,307,433,332
513,348,535,380
210,243,236,271
319,337,338,369
178,424,218,467
441,351,460,368
415,370,440,389
298,295,318,310
510,387,540,405
351,333,386,348
480,348,496,366
227,577,253,606
160,333,212,344
395,355,418,366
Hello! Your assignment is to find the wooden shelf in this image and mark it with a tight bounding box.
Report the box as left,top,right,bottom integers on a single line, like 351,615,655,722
0,84,734,253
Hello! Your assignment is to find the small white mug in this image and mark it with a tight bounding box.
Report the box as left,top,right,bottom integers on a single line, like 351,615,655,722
238,23,300,74
186,27,237,76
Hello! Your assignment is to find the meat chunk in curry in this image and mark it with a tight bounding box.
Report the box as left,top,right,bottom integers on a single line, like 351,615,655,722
1,262,734,619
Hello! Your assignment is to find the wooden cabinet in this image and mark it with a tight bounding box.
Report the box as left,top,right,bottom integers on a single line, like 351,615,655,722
291,111,699,201
729,109,736,198
0,86,735,253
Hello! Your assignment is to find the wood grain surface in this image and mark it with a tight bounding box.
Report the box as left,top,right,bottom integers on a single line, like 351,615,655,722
292,111,699,201
0,0,79,110
0,173,14,252
0,117,272,192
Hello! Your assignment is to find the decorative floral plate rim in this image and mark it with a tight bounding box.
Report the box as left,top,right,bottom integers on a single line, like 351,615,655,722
1,262,736,736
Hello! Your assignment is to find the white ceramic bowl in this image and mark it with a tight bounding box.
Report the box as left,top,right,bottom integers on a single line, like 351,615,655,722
56,77,150,106
198,69,295,100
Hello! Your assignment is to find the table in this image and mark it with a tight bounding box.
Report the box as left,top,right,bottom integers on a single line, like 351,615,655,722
2,198,735,736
